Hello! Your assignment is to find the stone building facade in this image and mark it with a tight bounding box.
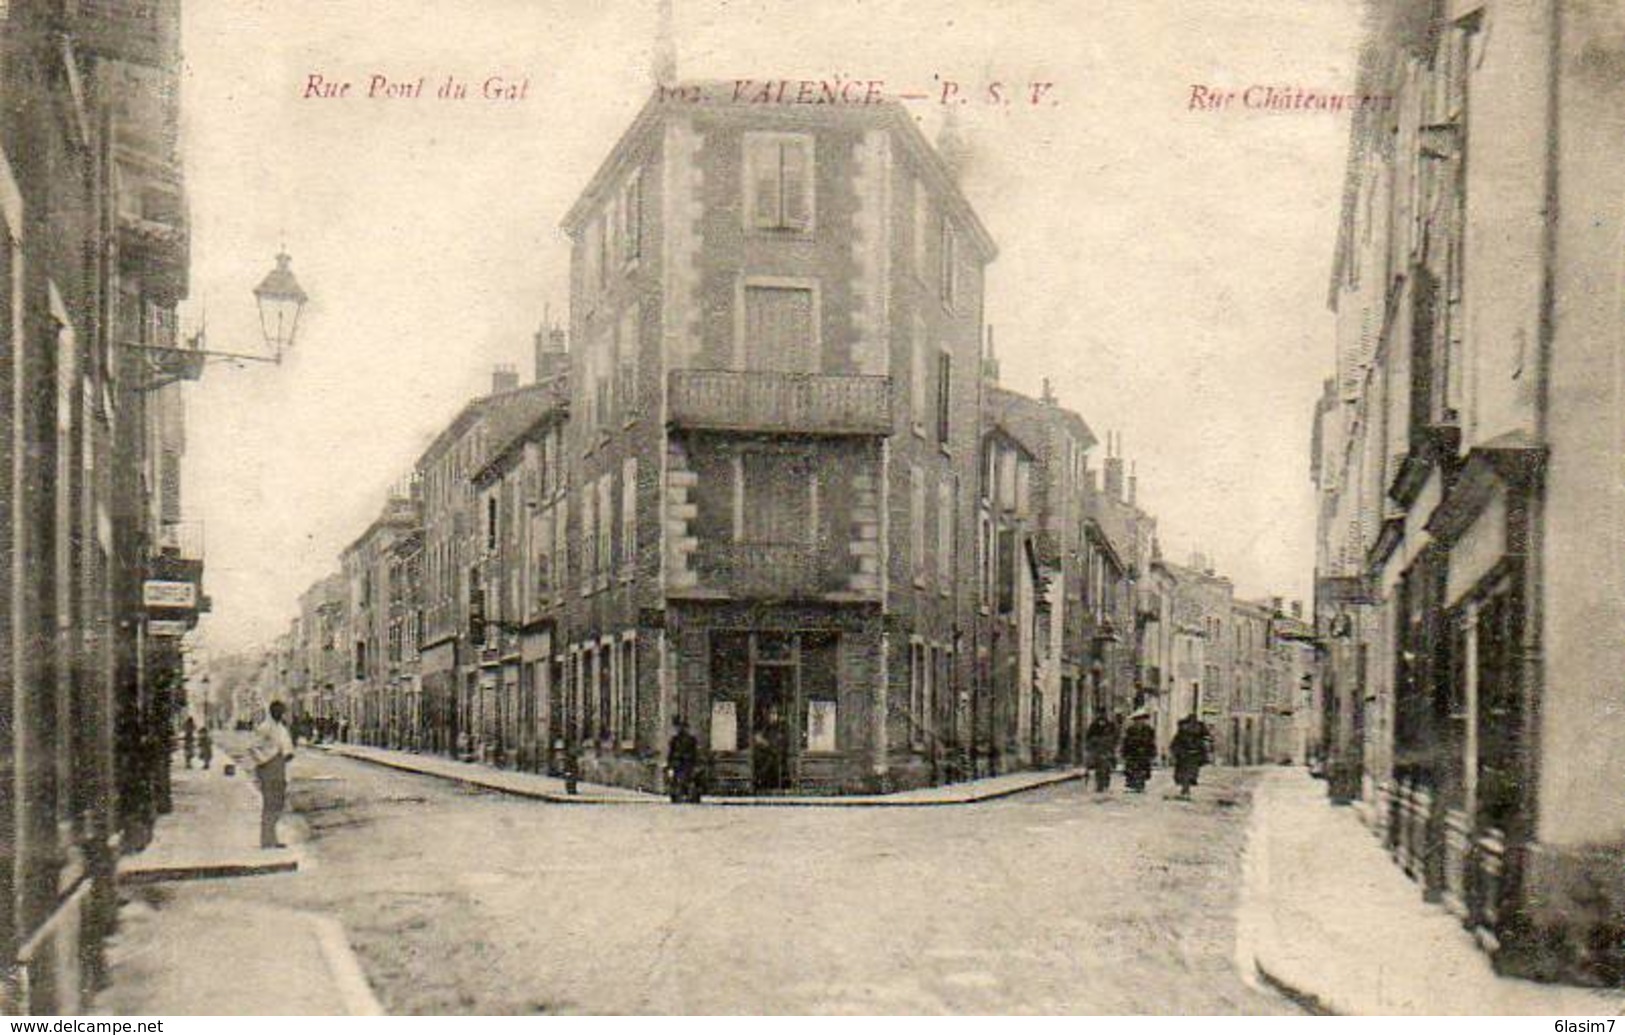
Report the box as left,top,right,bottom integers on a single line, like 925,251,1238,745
1314,0,1625,985
1,0,205,1012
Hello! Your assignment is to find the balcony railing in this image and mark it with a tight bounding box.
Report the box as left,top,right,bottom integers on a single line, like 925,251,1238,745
156,519,205,560
690,541,847,600
668,370,891,436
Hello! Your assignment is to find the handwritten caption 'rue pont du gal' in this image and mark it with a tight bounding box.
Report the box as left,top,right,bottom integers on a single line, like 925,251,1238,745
303,73,531,101
300,73,1059,107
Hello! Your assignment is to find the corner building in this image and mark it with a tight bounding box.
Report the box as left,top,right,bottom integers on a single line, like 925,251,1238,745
558,85,994,794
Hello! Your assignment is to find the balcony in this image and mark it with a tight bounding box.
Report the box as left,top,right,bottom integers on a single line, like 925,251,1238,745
687,542,849,601
117,177,189,292
668,370,890,436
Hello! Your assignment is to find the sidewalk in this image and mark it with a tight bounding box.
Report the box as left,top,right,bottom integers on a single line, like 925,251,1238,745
323,741,1083,806
95,897,382,1015
1237,768,1625,1015
94,744,383,1015
117,757,299,884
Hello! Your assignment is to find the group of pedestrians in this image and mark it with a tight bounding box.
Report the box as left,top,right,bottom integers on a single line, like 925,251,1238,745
1084,710,1214,798
179,715,213,770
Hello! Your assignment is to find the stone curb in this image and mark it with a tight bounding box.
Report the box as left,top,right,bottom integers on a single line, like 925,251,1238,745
117,857,299,885
315,745,664,805
322,744,1085,807
707,769,1084,807
309,913,386,1016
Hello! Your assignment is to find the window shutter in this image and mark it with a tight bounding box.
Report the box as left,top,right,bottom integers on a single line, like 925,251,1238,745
622,458,637,565
623,172,641,260
780,141,810,229
910,465,926,579
910,315,927,419
749,138,780,228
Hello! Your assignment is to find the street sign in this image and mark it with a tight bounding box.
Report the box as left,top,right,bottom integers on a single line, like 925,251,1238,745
143,580,196,608
147,619,188,637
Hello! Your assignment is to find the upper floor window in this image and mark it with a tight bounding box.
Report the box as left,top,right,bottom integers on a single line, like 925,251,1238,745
909,464,926,584
743,282,816,373
621,171,642,264
596,210,611,292
617,304,640,419
935,349,951,445
913,180,929,277
940,220,959,310
583,217,603,304
745,133,814,233
597,474,614,579
910,314,927,428
620,458,638,567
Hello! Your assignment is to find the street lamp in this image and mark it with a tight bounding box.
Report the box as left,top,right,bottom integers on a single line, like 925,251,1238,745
124,250,311,386
251,251,309,362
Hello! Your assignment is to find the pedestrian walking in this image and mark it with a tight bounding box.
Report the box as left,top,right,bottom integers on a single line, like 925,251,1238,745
198,726,213,770
665,718,701,804
1170,712,1208,798
1121,711,1156,793
1084,714,1118,792
246,700,295,848
181,715,196,770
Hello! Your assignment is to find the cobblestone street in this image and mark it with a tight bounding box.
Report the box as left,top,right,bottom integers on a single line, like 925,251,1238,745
130,752,1298,1014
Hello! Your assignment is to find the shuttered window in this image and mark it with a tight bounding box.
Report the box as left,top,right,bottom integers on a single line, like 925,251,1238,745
745,133,814,232
744,285,815,373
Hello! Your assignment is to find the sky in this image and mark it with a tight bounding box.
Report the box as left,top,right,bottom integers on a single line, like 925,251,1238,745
177,0,1366,655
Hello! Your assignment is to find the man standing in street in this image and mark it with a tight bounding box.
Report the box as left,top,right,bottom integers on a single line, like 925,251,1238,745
666,718,701,803
247,700,295,848
1121,711,1157,792
1170,712,1209,799
1084,713,1118,793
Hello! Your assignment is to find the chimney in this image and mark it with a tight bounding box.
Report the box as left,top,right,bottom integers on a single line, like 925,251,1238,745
492,363,519,394
982,325,1000,383
1127,460,1137,507
936,105,972,182
651,0,678,87
1271,595,1284,615
1103,432,1125,501
1041,377,1056,405
1291,600,1304,619
535,324,568,383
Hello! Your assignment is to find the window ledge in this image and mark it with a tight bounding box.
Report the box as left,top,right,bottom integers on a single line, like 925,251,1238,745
745,227,816,242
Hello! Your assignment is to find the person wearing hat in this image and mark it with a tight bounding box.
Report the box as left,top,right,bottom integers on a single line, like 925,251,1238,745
1083,713,1118,793
1170,712,1209,798
1121,711,1157,793
665,717,701,803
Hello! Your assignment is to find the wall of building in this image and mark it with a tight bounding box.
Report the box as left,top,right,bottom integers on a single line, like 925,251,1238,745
1538,0,1625,849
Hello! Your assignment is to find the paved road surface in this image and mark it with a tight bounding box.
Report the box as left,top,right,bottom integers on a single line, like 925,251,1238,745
144,750,1298,1014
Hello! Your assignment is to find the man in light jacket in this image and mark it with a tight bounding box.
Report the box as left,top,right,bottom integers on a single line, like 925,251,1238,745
247,700,295,848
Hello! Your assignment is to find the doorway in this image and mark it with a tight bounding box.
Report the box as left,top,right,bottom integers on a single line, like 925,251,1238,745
751,664,794,792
